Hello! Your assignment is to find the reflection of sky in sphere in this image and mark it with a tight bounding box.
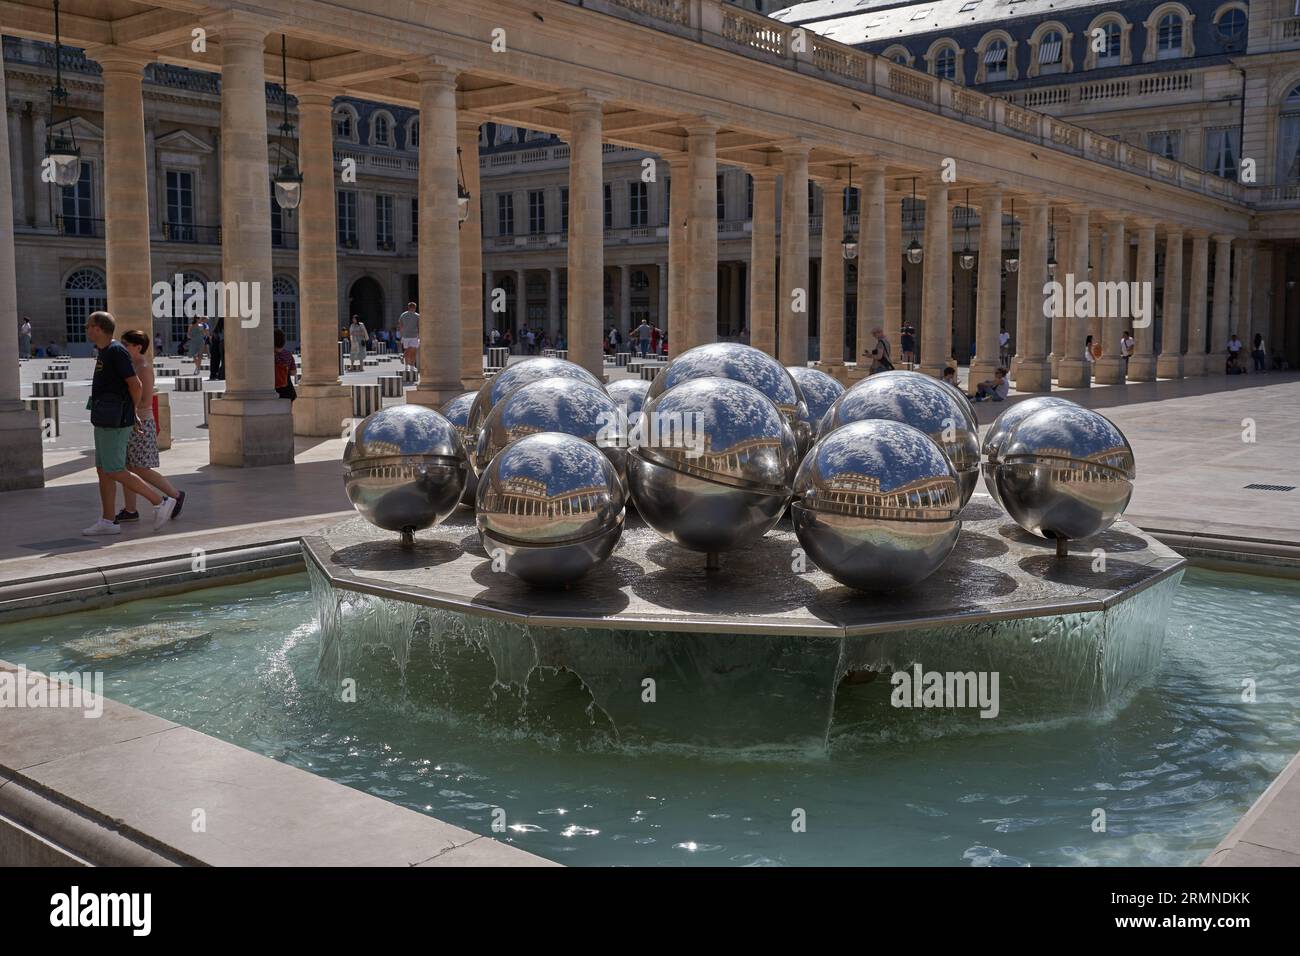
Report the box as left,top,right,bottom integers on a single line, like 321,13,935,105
658,343,798,407
489,358,599,406
1005,405,1133,470
606,379,651,416
651,377,786,454
439,391,477,427
788,366,845,423
493,432,611,497
828,371,978,464
492,378,615,440
354,404,457,458
983,396,1073,456
803,420,951,493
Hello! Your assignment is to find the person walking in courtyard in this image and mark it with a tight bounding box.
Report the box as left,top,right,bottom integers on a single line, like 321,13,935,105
187,316,207,376
18,316,32,360
274,328,297,400
634,319,652,358
116,329,185,526
81,312,176,536
399,302,420,371
1121,330,1135,376
998,326,1011,368
1251,334,1267,372
348,314,369,372
900,323,916,368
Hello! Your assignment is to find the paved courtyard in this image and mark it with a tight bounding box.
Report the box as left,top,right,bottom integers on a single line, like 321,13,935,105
3,355,1298,585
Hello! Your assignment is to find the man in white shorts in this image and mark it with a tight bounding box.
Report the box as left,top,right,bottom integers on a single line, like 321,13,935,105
399,302,420,371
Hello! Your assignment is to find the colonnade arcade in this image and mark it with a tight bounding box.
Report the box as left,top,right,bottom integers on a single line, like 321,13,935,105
0,0,1255,475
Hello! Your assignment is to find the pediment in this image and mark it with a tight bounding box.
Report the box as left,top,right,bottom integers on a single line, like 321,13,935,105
155,129,213,153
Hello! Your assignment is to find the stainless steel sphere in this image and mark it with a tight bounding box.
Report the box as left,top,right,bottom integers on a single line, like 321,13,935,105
791,419,962,590
994,404,1136,542
628,376,798,555
467,356,603,436
473,376,627,483
981,396,1075,507
439,390,480,508
786,365,845,441
605,377,651,426
476,432,625,586
342,404,467,541
822,370,981,506
648,342,813,454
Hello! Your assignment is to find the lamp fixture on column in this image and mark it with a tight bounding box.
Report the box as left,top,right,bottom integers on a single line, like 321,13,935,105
958,188,975,271
43,0,81,189
271,35,302,211
1005,198,1020,274
456,147,471,225
905,177,923,265
1046,208,1058,278
841,163,858,261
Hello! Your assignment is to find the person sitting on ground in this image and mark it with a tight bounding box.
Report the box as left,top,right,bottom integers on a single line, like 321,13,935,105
942,366,958,388
1225,351,1246,376
971,367,1009,402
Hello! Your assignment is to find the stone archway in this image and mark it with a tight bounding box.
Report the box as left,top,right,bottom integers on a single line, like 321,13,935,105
347,276,386,331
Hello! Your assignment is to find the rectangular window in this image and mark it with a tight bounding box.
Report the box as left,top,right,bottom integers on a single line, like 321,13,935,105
717,174,726,221
410,198,418,243
497,193,514,236
844,187,859,216
376,194,394,249
746,176,753,220
528,189,546,234
561,187,569,231
1204,127,1241,179
1148,130,1180,161
59,162,94,237
270,184,283,246
337,190,357,247
629,181,649,227
165,170,194,241
604,183,612,229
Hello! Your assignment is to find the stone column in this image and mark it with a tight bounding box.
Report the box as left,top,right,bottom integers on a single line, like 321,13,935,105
1014,200,1051,392
1184,231,1210,377
1048,208,1065,378
1209,236,1232,373
1156,227,1185,379
778,143,811,366
748,167,778,358
566,97,604,376
856,163,886,369
515,268,526,332
969,187,1003,387
619,264,632,334
918,181,950,378
666,153,689,357
728,262,742,336
818,182,845,367
1128,221,1158,381
1094,216,1128,384
1230,239,1252,343
685,123,718,351
0,40,43,489
1088,223,1103,343
458,114,485,388
409,65,464,404
885,192,903,349
1057,205,1091,388
656,261,668,328
291,86,350,435
209,22,293,466
548,267,561,339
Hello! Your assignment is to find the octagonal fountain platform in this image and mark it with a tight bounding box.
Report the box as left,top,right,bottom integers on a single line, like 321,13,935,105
304,496,1185,749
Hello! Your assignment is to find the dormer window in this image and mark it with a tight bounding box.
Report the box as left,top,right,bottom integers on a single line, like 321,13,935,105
984,39,1008,80
1157,14,1184,58
333,108,354,140
1039,30,1064,73
935,45,957,81
1098,22,1121,65
373,113,390,147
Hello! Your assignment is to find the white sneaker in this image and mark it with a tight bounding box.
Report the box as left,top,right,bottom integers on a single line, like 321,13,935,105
153,496,177,530
82,518,121,536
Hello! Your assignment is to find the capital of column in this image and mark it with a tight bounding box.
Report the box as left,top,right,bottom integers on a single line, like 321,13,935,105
210,14,273,49
561,92,608,117
748,164,779,181
457,110,488,132
1211,233,1234,247
413,62,459,87
776,139,812,158
84,46,154,75
294,83,339,111
1163,224,1186,240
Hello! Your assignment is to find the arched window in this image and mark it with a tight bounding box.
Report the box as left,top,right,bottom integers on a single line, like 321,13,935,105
1216,7,1247,47
1157,14,1184,58
333,106,356,141
372,111,392,147
407,118,419,150
273,276,299,345
934,45,957,81
984,39,1008,81
1277,85,1300,183
882,45,912,67
1039,30,1064,73
1098,22,1122,65
64,267,107,344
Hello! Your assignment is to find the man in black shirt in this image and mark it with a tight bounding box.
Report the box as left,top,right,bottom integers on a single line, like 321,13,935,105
83,311,176,535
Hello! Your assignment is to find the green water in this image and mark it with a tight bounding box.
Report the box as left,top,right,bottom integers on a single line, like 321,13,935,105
1,567,1296,866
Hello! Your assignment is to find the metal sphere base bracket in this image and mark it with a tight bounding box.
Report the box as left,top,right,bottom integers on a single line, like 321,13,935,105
1055,536,1069,559
400,527,416,548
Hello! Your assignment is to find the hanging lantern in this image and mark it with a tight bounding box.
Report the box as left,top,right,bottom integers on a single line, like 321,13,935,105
905,177,922,264
841,162,858,260
43,0,80,189
456,147,471,224
1004,197,1019,273
1046,254,1058,278
271,36,303,211
958,188,975,271
1046,208,1057,278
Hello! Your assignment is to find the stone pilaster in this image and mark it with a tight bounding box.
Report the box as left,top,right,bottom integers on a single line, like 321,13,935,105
918,181,950,379
1156,227,1185,380
856,163,886,367
778,143,810,366
818,182,845,366
208,21,294,466
884,192,903,349
1231,239,1252,344
458,115,485,389
549,267,562,340
748,167,778,359
666,152,689,358
1209,236,1232,373
969,187,1003,388
1094,215,1128,384
1184,231,1210,377
1014,200,1052,392
566,97,604,376
291,85,351,436
1057,205,1091,388
1128,221,1158,381
685,122,718,352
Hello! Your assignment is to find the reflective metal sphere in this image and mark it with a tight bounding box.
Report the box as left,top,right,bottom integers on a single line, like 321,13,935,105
467,356,603,436
980,396,1075,507
343,404,467,541
995,404,1136,542
439,391,480,508
628,377,798,554
476,432,625,586
786,365,845,441
791,419,961,590
648,343,812,454
605,377,652,425
823,370,981,506
473,376,627,483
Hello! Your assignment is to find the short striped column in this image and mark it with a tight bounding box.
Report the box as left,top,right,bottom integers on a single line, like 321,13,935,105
351,383,381,418
24,397,59,437
31,380,64,398
555,349,568,360
201,391,222,427
487,346,509,369
174,375,204,392
640,364,662,381
378,375,404,398
400,367,418,384
616,352,630,367
42,369,68,380
338,341,346,375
